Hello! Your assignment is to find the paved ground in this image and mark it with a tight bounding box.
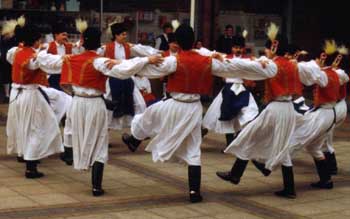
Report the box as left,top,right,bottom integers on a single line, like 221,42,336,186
1,103,350,219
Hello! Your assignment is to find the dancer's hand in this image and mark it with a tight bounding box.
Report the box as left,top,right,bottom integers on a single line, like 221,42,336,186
105,59,122,69
148,55,163,65
212,53,224,62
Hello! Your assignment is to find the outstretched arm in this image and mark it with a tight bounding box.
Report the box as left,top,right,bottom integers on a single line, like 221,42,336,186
211,57,278,80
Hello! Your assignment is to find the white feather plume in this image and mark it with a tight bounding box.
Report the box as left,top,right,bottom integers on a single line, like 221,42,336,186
75,18,88,33
1,19,17,36
16,15,26,27
337,45,348,55
171,19,180,31
267,22,279,41
242,29,248,39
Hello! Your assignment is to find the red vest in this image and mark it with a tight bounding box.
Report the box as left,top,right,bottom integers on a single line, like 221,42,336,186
339,84,347,100
47,41,73,55
314,67,340,106
105,42,130,59
162,50,171,57
12,47,48,86
264,56,303,103
166,50,213,95
60,51,107,93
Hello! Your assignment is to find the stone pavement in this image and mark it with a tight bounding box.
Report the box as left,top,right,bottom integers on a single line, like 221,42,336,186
1,103,350,219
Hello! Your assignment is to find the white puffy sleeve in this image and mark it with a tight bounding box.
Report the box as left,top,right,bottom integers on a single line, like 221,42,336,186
37,50,64,73
131,44,161,57
335,68,349,85
6,46,18,65
93,57,150,79
211,57,278,80
138,56,177,79
297,61,328,87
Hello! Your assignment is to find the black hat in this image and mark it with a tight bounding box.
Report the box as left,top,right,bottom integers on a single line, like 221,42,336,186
52,22,67,35
83,27,101,50
286,44,299,55
111,22,127,36
232,35,245,47
14,24,25,43
175,24,194,50
22,24,41,46
265,33,288,56
167,32,176,44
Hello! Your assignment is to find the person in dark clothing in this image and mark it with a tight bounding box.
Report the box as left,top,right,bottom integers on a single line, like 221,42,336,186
216,24,234,54
155,22,173,51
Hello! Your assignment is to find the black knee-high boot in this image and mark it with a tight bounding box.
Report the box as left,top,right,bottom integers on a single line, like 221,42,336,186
324,151,338,175
188,165,202,203
60,147,73,166
92,161,105,196
311,159,333,189
225,133,234,146
25,160,44,179
122,133,142,152
252,160,271,176
275,166,296,199
216,158,248,184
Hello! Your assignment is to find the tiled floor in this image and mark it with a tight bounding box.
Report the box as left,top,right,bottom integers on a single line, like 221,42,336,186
0,103,350,219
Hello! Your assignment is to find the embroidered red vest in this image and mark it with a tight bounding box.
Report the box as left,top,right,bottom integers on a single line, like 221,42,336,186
166,50,213,95
264,56,303,103
12,47,48,86
60,51,107,93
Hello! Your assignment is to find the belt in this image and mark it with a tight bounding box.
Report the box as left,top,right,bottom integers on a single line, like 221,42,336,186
74,94,103,98
171,97,200,103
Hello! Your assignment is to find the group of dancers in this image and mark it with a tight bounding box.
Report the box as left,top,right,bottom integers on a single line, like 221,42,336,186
1,16,348,203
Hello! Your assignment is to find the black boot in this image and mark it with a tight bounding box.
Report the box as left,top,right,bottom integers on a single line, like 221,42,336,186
252,160,271,176
188,165,202,203
60,147,73,166
275,166,296,199
324,152,338,175
216,158,248,184
311,159,333,189
17,156,25,163
225,133,234,146
201,128,208,138
92,162,105,196
122,133,141,152
25,161,44,179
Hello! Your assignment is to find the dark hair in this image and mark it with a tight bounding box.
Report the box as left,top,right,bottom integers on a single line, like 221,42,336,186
14,24,24,43
162,22,173,31
167,32,176,44
110,23,127,41
83,27,101,50
22,25,41,47
225,24,233,30
286,44,299,55
51,22,66,35
175,24,194,50
232,35,245,48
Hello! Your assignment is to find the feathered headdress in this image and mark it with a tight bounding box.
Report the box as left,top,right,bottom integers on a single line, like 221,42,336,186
75,18,88,33
323,40,337,55
337,45,348,55
267,22,279,42
17,15,26,27
267,22,279,54
242,29,248,39
332,44,348,68
171,19,180,31
1,19,18,36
